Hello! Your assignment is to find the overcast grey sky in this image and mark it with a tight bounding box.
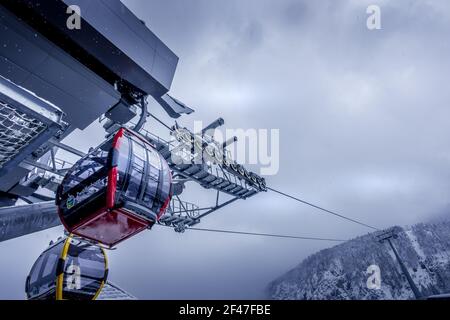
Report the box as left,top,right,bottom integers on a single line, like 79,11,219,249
1,0,450,299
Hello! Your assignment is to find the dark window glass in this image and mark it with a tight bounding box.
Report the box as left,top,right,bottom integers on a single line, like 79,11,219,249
29,255,44,286
42,251,58,278
125,141,146,200
116,136,130,187
28,241,62,298
59,147,109,215
62,150,108,192
143,178,158,207
160,156,171,200
148,149,161,181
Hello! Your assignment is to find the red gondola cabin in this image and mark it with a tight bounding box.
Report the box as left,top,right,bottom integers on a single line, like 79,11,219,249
56,128,172,247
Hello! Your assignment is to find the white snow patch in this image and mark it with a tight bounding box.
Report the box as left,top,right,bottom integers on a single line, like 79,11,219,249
405,229,426,260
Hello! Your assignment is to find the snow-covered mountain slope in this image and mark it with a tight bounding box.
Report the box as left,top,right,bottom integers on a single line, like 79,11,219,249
267,221,450,300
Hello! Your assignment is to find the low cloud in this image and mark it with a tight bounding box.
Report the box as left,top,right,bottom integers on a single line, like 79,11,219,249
1,0,449,299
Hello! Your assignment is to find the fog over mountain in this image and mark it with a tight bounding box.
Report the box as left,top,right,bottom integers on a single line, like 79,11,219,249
268,221,450,300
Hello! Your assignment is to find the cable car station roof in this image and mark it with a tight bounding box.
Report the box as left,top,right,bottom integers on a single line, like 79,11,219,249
1,0,179,98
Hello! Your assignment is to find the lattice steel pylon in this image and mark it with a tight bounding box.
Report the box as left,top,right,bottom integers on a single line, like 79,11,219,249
376,228,423,300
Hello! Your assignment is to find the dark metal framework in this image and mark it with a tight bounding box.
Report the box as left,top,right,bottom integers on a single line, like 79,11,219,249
0,0,267,244
0,113,268,242
0,75,66,187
